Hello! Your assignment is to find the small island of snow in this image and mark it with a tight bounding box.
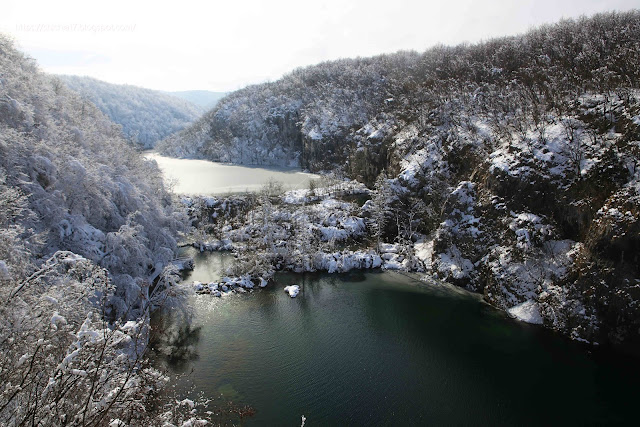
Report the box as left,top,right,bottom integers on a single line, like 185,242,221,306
284,285,300,298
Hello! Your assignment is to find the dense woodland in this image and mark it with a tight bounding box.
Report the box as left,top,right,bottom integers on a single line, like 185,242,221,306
0,35,212,425
60,75,204,149
161,11,640,349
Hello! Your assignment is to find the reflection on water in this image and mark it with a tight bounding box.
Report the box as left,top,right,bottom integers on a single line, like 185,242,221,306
145,152,319,195
151,305,202,369
154,253,640,426
177,247,234,284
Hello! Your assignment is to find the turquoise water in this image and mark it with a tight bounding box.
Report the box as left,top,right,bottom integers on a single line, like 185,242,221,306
158,251,639,426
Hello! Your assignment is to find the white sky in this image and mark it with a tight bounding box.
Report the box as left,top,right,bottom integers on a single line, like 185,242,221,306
1,0,637,92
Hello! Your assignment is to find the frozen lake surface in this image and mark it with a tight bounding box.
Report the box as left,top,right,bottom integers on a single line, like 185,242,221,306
146,153,319,195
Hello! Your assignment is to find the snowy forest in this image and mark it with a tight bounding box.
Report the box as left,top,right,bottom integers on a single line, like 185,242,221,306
59,75,205,149
0,34,211,424
161,11,640,348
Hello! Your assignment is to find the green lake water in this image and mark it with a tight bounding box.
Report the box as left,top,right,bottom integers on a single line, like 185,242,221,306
157,250,639,426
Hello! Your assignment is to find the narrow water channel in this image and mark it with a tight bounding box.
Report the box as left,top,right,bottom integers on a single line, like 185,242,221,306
155,250,639,426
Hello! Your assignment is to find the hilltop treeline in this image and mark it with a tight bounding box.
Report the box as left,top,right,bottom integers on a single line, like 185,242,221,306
160,11,638,179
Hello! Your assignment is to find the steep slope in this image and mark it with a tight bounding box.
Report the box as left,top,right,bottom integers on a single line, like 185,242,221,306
1,37,190,315
1,35,194,424
159,11,640,348
59,75,205,148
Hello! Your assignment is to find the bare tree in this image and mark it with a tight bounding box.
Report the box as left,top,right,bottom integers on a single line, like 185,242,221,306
370,172,393,254
561,117,584,178
0,252,202,426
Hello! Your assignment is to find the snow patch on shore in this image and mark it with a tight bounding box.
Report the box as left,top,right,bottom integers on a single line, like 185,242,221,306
508,300,543,324
415,238,434,270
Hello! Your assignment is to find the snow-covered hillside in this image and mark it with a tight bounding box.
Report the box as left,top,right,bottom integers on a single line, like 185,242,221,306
59,75,205,148
0,35,198,424
161,11,640,349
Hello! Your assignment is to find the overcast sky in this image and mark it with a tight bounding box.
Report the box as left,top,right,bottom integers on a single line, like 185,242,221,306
1,0,637,92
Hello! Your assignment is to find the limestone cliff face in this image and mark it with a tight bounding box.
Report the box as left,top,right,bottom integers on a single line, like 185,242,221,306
412,99,640,348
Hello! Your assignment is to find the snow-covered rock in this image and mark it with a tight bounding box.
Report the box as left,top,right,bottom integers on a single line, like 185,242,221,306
435,246,474,280
284,285,300,298
414,238,434,270
379,243,399,254
508,300,543,325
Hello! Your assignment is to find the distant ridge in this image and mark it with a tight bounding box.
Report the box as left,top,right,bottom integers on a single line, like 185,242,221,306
59,75,205,149
166,90,227,109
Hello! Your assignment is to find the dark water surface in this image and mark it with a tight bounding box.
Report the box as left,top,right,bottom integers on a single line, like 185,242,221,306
160,251,638,426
